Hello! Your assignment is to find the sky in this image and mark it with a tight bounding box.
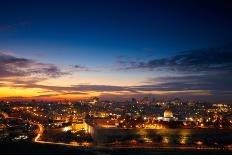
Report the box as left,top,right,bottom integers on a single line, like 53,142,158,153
0,0,232,103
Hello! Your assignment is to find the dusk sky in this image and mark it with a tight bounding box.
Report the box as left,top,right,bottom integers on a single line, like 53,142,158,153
0,0,232,103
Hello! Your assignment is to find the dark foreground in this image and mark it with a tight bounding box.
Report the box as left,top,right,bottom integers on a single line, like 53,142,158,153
0,142,232,155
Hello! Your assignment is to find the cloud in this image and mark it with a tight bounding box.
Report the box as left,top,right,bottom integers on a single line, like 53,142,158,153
71,85,136,92
0,45,232,103
0,52,101,98
140,71,232,92
117,44,232,73
0,52,66,78
1,74,231,102
0,80,137,94
114,44,232,103
34,91,88,98
72,65,91,71
69,64,100,72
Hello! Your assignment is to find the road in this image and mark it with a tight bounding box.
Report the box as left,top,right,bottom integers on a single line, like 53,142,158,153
2,110,230,151
31,121,232,151
34,123,44,142
33,122,91,147
0,111,9,118
32,123,231,151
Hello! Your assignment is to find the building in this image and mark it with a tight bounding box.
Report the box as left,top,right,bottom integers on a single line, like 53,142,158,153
157,110,178,122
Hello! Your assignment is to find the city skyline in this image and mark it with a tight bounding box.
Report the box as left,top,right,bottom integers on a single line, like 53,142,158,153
0,0,232,103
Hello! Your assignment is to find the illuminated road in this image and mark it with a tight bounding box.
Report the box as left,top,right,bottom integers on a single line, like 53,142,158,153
2,109,230,151
32,124,231,150
33,123,91,147
0,111,9,118
31,121,232,151
34,123,44,142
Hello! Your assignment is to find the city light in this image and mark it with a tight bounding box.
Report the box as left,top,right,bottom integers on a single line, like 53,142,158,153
0,0,232,154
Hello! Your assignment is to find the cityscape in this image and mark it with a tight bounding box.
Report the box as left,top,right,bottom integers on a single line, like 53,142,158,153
1,0,232,155
1,98,232,154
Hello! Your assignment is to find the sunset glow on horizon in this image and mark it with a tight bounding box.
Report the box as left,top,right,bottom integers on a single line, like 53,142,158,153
0,0,232,103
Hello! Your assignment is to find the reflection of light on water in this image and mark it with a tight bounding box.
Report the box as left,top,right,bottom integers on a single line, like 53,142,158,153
162,136,170,144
